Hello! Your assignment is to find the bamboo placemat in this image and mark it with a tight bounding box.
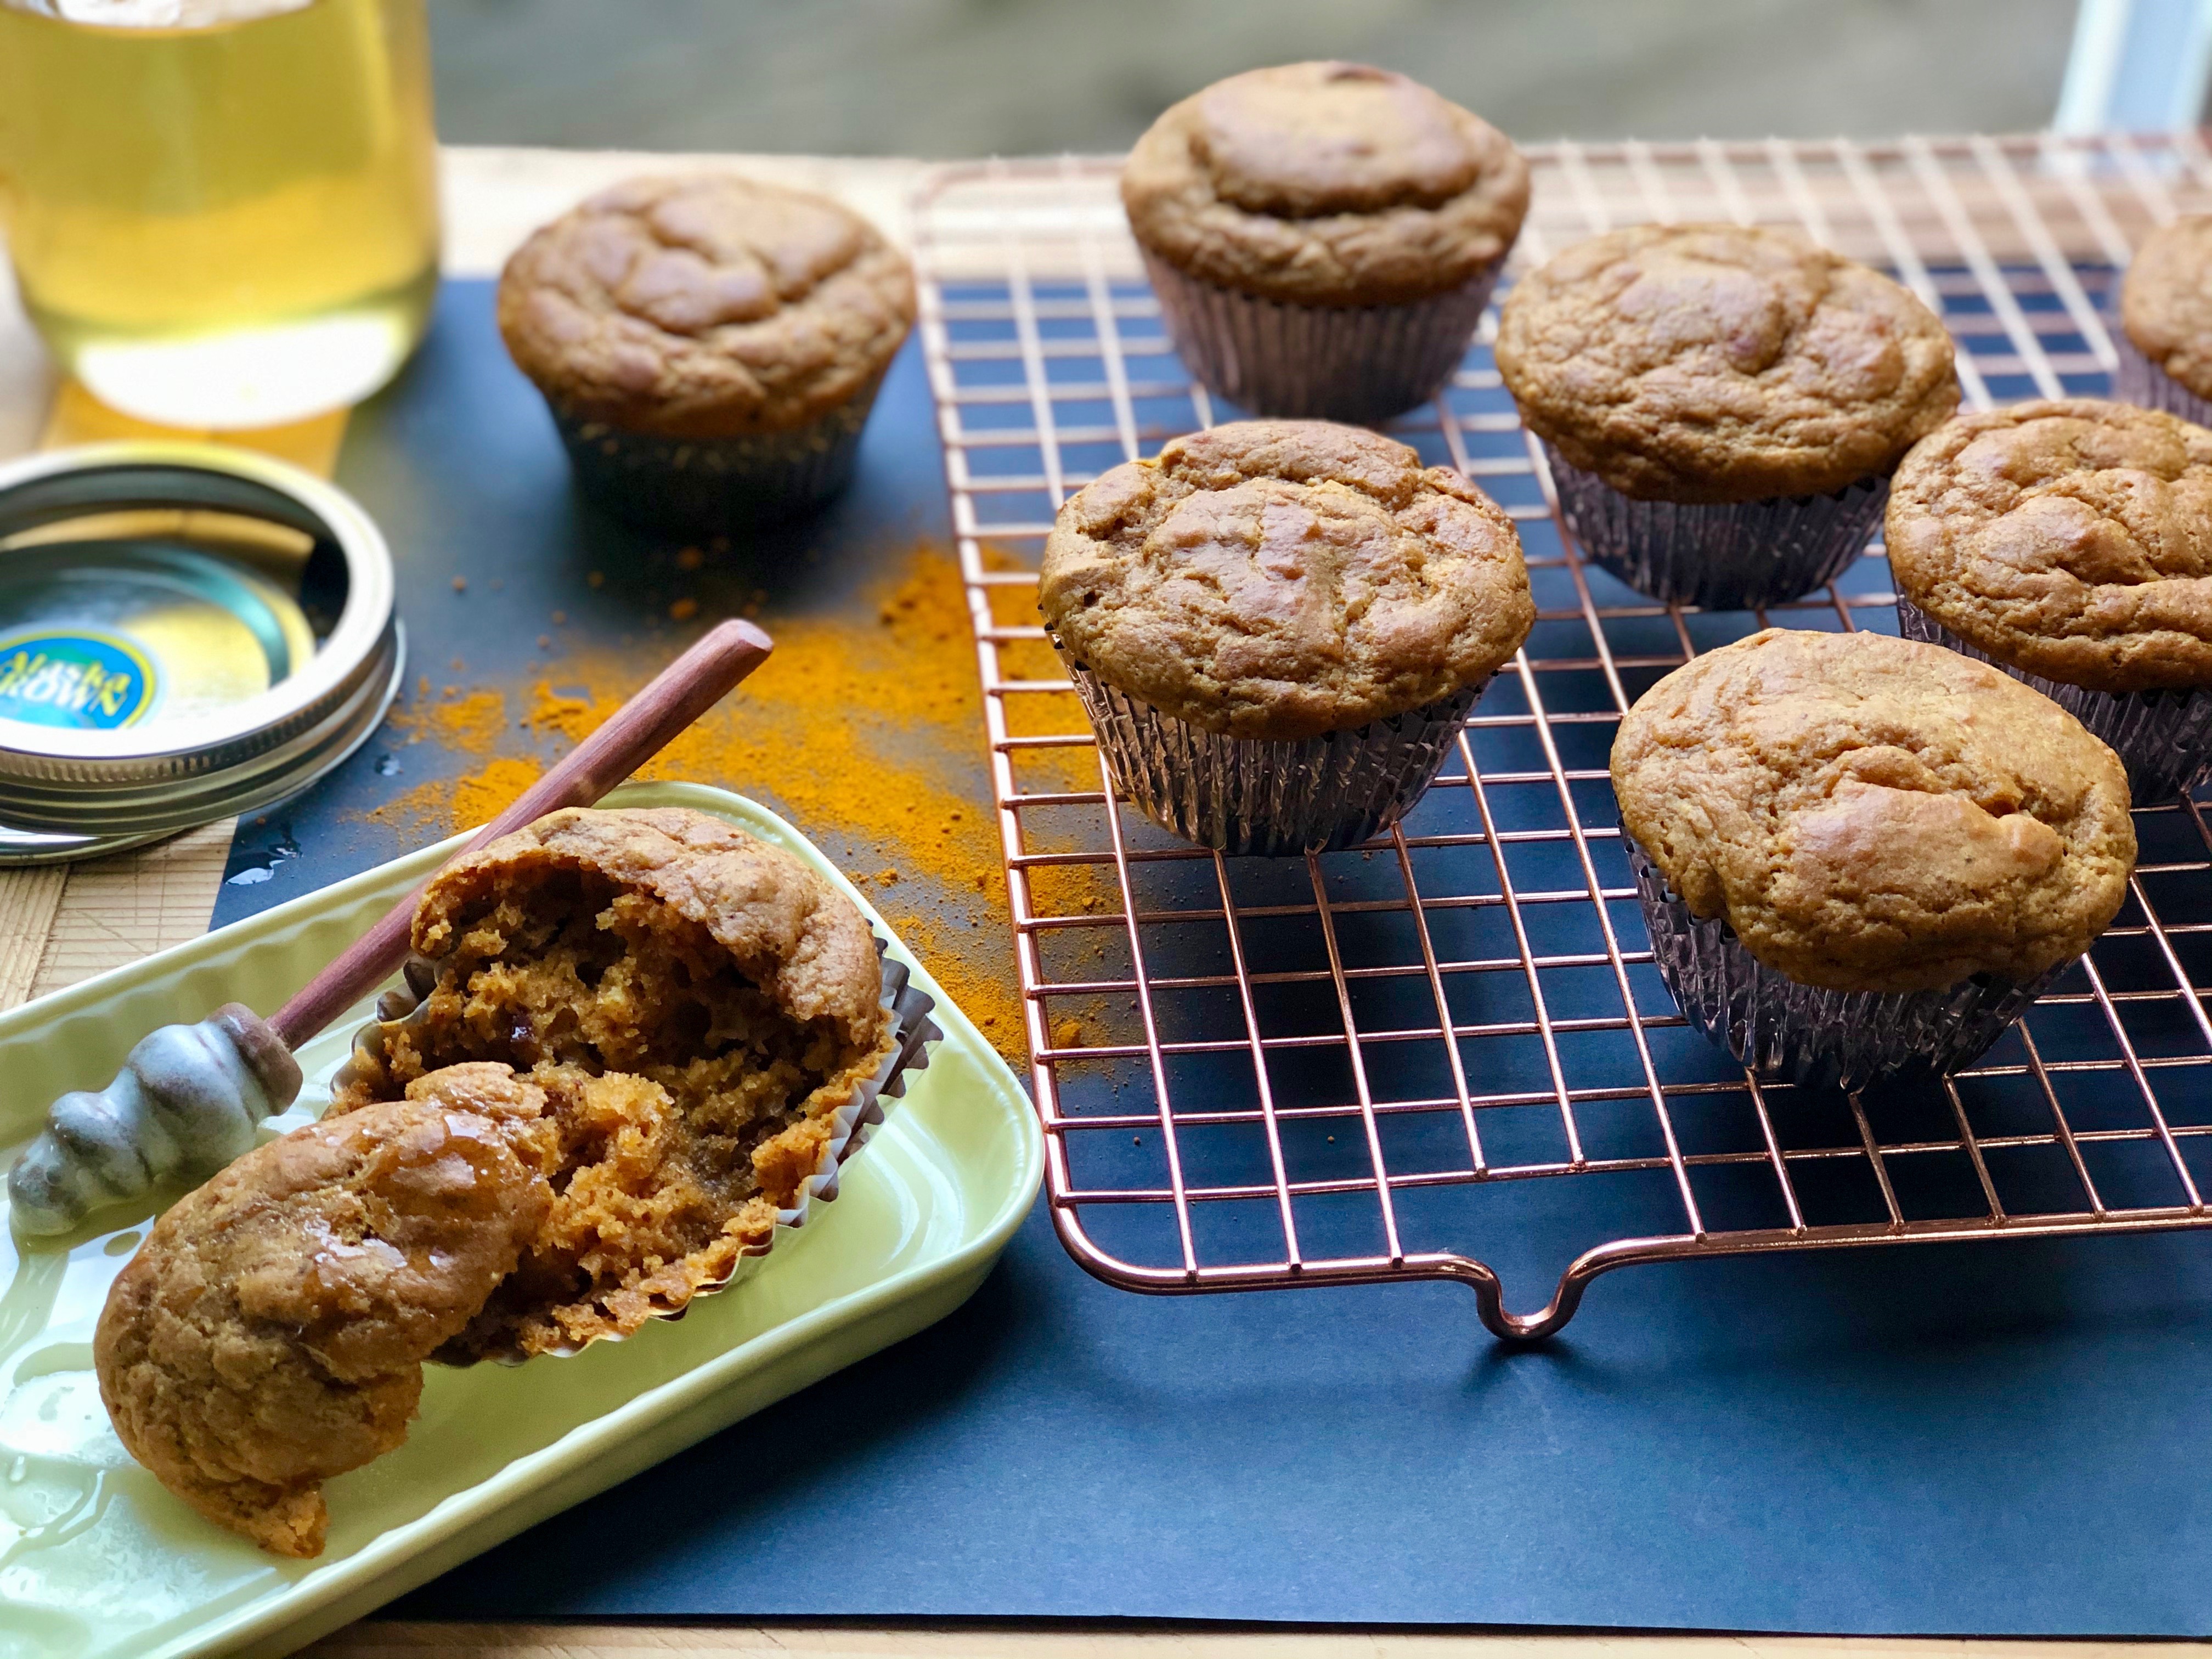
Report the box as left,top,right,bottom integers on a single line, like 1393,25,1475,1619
300,1629,2169,1659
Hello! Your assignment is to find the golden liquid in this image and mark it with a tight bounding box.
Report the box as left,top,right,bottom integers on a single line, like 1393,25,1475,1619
0,0,440,427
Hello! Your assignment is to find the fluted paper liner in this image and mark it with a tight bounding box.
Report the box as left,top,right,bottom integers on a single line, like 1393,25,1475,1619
548,377,883,535
2111,322,2212,427
1057,642,1481,856
1141,250,1503,424
334,934,940,1361
1626,832,2065,1092
1896,596,2212,803
1542,438,1888,611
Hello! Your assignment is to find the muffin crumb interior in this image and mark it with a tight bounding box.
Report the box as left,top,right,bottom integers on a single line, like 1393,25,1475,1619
338,848,884,1359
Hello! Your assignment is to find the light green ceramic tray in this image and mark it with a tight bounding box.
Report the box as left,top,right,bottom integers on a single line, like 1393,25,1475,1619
0,781,1042,1659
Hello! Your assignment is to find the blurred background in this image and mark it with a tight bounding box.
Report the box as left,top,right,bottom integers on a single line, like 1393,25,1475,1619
431,0,2085,155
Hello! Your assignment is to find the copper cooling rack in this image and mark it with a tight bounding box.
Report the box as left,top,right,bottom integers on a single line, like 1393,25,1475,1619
910,133,2212,1339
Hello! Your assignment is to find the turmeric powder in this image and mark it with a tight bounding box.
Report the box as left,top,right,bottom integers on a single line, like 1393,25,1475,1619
364,547,1059,1062
389,687,506,755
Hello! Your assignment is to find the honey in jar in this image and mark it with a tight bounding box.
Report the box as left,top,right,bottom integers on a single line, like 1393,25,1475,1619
0,0,440,428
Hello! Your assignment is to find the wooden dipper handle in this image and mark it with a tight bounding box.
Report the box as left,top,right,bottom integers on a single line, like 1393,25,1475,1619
267,619,774,1052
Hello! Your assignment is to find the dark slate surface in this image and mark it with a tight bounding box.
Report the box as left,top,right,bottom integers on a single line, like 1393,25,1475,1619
212,278,952,921
230,278,2212,1637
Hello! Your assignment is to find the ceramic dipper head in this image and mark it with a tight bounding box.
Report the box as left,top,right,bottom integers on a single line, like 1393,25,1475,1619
7,1003,302,1238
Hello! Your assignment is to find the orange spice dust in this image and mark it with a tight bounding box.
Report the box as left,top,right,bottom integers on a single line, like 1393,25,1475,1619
389,686,507,755
362,546,1092,1063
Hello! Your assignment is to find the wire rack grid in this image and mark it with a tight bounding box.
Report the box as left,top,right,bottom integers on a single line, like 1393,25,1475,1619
909,132,2212,1340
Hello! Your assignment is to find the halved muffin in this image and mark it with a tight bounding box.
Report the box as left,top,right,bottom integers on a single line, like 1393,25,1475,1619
334,806,898,1359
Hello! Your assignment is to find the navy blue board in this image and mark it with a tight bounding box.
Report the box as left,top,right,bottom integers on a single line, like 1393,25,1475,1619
210,278,955,914
229,278,2212,1637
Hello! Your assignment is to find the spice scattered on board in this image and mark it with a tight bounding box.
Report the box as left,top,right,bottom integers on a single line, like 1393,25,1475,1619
361,546,1112,1065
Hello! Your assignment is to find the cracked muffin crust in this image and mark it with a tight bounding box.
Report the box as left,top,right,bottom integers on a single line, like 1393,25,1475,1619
1495,224,1960,503
498,173,915,438
2121,216,2212,402
1121,61,1528,307
1039,420,1533,742
94,1069,554,1558
333,806,896,1359
1612,629,2134,994
1887,399,2212,693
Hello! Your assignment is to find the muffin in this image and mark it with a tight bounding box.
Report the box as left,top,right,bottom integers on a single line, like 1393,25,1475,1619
1612,629,2134,1091
498,174,916,534
1887,398,2212,801
2115,215,2212,425
96,1070,555,1557
1122,62,1529,424
1039,419,1533,855
1496,224,1960,610
333,806,936,1359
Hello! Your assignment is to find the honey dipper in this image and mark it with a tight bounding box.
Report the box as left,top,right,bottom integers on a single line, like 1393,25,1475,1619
8,618,774,1238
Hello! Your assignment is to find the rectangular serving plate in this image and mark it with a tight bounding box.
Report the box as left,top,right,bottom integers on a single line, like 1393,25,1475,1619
0,781,1042,1659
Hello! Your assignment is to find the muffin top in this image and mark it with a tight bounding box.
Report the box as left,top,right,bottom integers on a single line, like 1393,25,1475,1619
1495,224,1960,503
2121,215,2212,400
1612,629,2134,995
1120,62,1530,307
1040,420,1533,741
94,1082,552,1558
1886,399,2212,692
497,174,916,439
414,805,889,1039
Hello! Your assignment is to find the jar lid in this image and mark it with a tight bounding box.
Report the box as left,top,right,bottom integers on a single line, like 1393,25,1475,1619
0,442,403,863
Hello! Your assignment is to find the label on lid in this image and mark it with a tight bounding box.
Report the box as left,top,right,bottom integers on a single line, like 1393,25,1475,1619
0,629,157,730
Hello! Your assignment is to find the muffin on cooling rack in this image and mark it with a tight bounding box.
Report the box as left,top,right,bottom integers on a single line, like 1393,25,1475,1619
1039,419,1533,856
1612,629,2134,1091
1121,61,1528,424
2115,215,2212,425
1887,398,2212,802
1495,223,1960,611
499,173,915,534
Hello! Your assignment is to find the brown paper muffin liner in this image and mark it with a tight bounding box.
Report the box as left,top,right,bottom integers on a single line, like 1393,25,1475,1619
1056,644,1483,856
546,376,884,537
1625,832,2066,1093
1895,596,2212,803
1541,438,1888,611
1139,250,1503,424
334,934,940,1361
2110,321,2212,427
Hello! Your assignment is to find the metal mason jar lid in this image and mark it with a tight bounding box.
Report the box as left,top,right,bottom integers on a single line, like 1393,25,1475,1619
0,441,403,864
